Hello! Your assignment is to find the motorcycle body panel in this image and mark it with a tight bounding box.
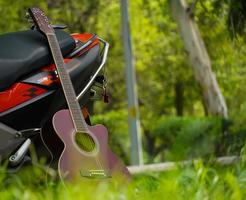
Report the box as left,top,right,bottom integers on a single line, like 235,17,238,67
0,33,101,130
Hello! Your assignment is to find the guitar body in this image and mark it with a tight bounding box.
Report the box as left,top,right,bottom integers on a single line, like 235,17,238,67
28,7,130,181
51,109,130,180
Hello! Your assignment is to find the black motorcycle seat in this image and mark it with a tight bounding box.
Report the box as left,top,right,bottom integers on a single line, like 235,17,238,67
0,29,76,91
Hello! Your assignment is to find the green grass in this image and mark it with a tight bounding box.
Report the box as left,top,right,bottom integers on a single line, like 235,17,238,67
0,158,245,200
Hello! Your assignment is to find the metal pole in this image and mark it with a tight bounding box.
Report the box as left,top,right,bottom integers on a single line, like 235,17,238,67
120,0,143,165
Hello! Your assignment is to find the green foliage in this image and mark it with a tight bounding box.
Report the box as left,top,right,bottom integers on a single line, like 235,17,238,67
0,0,47,33
0,1,245,199
92,109,130,164
227,0,246,38
92,110,244,164
92,109,244,164
196,1,246,105
0,157,245,200
151,117,222,161
0,0,245,167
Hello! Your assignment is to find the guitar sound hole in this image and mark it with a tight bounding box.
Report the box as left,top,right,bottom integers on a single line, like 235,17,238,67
75,132,96,152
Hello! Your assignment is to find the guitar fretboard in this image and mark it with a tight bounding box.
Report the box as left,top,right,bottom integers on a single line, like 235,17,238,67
47,33,88,132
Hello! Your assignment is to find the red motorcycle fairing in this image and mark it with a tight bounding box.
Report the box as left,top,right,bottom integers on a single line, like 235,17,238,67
0,33,99,115
0,32,102,132
0,83,47,113
71,33,100,55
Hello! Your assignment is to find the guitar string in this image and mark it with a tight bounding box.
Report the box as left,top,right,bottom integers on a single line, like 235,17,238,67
82,120,104,175
55,45,105,175
62,74,104,173
77,119,105,176
46,34,105,176
28,8,104,177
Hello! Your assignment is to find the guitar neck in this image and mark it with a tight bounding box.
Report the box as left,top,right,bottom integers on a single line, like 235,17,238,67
47,33,88,132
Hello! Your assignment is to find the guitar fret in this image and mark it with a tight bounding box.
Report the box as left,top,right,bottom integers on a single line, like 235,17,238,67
47,34,88,132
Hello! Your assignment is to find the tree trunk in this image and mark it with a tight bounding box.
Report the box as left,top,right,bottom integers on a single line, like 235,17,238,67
170,0,228,118
175,81,184,116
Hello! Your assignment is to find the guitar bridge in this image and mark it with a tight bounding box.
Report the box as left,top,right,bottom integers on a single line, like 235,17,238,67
80,170,111,179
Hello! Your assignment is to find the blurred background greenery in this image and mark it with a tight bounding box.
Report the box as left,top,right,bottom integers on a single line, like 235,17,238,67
0,0,245,165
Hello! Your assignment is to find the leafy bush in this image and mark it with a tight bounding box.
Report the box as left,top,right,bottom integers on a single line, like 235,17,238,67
143,116,222,162
92,109,130,164
92,111,245,163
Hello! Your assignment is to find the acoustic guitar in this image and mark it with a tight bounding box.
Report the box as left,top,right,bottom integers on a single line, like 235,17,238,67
28,7,130,180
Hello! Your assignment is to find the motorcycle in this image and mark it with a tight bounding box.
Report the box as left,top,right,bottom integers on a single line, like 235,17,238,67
0,24,109,172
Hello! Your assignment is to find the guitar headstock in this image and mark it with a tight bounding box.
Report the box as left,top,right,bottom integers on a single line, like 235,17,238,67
27,7,54,34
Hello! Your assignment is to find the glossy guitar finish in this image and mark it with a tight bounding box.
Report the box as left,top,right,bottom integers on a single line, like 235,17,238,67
29,7,130,181
52,109,130,180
